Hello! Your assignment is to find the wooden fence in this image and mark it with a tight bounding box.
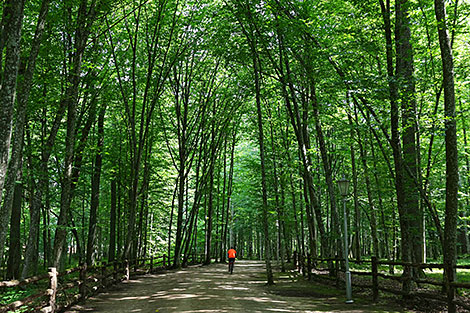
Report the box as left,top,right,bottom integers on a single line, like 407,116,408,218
0,254,204,313
293,254,470,311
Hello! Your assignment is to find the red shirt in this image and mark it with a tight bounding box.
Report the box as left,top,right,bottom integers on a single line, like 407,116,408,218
228,249,236,259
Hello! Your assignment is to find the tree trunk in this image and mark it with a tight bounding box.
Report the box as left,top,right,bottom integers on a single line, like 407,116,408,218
279,162,290,262
353,110,379,258
6,181,22,279
1,0,50,235
137,137,152,259
379,0,412,293
290,173,303,258
222,130,236,263
219,141,227,262
204,123,217,265
396,0,422,274
370,132,391,260
278,33,327,258
347,111,361,260
250,43,274,285
434,1,459,311
109,179,117,262
86,105,106,266
461,109,470,253
52,0,96,268
269,117,286,272
0,0,25,263
310,82,342,258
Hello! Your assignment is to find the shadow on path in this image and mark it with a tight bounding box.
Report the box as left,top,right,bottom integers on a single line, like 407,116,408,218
66,260,406,313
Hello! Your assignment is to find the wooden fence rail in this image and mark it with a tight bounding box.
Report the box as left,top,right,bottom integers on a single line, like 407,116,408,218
0,254,198,313
297,255,470,311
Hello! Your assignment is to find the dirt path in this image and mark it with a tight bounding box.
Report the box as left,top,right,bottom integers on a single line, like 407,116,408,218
66,260,406,313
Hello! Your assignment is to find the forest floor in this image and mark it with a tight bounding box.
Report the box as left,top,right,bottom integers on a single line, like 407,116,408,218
65,260,413,313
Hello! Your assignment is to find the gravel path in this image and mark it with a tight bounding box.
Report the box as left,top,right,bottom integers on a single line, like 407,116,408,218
66,260,406,313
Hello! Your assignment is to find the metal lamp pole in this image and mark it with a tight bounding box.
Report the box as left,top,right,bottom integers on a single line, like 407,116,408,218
337,175,353,304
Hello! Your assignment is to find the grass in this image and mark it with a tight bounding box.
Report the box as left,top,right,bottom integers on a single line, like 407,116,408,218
343,256,470,283
0,269,88,311
0,283,47,312
308,256,470,299
268,265,409,312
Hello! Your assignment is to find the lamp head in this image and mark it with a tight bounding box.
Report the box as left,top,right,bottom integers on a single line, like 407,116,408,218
337,175,350,197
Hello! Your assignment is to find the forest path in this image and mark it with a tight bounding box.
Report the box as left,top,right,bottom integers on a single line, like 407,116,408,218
66,260,406,313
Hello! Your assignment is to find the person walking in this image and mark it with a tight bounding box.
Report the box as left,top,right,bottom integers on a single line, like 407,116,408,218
227,247,237,274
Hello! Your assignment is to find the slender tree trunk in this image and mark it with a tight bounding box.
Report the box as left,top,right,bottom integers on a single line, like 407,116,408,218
290,173,302,258
173,168,186,267
250,44,274,285
347,111,361,260
353,110,379,257
269,118,285,272
137,138,151,259
86,106,106,266
434,1,459,311
1,0,50,233
173,75,187,267
6,181,22,279
182,132,210,267
461,111,470,253
22,128,42,278
279,44,327,258
41,189,50,270
310,82,342,258
219,141,227,262
168,180,177,265
222,130,236,263
370,133,391,260
204,126,217,265
53,0,96,268
108,179,117,262
117,166,122,259
0,0,25,263
279,162,290,262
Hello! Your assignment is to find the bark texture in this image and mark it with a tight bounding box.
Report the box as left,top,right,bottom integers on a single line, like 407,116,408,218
434,0,458,311
0,0,25,263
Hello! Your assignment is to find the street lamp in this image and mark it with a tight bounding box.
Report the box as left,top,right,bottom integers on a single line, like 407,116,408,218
337,175,353,304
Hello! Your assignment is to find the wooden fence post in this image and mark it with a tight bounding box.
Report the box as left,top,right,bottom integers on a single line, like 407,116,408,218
79,263,87,300
125,260,130,281
134,259,138,272
48,267,57,313
372,256,378,301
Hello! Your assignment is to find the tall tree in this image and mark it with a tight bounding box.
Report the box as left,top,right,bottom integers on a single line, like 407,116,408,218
52,0,98,268
434,0,459,311
395,0,422,273
0,0,25,263
86,105,106,265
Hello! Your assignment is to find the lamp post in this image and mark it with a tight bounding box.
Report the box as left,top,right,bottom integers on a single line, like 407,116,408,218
337,175,353,304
